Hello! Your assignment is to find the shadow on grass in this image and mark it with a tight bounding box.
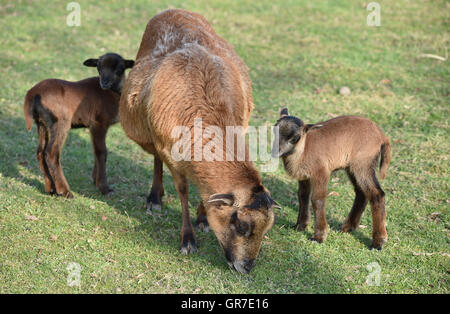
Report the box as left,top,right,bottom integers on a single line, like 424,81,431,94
0,115,351,292
327,217,373,248
263,174,374,249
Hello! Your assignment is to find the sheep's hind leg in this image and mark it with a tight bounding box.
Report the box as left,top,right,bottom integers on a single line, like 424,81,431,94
36,123,56,194
45,121,73,198
368,172,387,250
310,172,330,243
146,155,164,215
341,170,368,232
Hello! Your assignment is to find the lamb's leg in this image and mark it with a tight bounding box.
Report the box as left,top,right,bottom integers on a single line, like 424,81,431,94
36,123,55,194
90,125,112,195
146,155,164,214
310,172,329,243
170,167,197,254
294,179,311,231
45,121,72,198
342,170,368,232
195,201,209,233
367,173,387,250
91,162,97,185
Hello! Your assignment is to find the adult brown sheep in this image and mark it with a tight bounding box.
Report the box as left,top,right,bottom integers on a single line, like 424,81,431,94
120,9,278,273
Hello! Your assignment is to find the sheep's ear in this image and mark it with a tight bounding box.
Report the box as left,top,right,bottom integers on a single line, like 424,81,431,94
280,108,289,117
124,59,135,69
83,59,98,67
207,193,234,207
304,124,323,133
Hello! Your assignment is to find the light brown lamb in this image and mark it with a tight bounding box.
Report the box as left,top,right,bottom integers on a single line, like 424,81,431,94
271,108,391,249
120,9,279,273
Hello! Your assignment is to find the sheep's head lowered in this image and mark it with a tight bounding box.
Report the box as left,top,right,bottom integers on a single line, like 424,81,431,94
206,185,279,274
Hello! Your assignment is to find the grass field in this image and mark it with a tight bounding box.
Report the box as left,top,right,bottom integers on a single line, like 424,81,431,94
0,0,448,293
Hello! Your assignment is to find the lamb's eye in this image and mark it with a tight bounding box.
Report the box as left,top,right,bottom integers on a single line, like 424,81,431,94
290,134,300,144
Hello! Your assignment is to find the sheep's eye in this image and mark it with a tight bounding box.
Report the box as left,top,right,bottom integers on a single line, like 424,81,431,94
236,221,248,235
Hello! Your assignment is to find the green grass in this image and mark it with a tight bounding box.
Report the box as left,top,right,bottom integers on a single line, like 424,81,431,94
0,0,448,293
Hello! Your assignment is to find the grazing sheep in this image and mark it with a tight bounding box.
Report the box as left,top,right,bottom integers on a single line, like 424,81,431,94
120,9,279,273
271,108,391,249
24,53,134,198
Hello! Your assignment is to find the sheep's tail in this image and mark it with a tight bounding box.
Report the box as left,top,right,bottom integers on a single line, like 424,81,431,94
379,138,391,180
24,93,46,131
24,92,37,131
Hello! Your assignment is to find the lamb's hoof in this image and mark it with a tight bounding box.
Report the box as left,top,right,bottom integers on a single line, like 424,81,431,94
195,216,210,233
341,222,357,233
99,187,114,195
294,223,308,232
61,191,74,199
180,234,197,255
146,201,163,216
370,238,386,250
311,233,327,243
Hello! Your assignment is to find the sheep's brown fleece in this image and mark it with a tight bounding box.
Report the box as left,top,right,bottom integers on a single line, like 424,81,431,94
120,9,277,272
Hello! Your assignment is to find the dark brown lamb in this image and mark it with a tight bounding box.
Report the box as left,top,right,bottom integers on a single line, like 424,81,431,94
23,53,134,198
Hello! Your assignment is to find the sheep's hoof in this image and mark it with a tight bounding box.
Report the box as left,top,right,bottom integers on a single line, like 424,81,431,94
146,192,164,216
180,234,197,255
195,215,210,233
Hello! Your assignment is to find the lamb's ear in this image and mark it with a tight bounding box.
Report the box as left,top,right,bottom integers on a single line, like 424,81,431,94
124,59,135,69
271,199,281,209
207,193,234,207
280,108,289,117
304,124,323,133
83,59,98,67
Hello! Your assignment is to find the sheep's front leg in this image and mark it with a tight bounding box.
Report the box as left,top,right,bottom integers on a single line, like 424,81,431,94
195,201,209,232
90,125,113,195
310,173,330,243
170,168,197,254
368,175,387,250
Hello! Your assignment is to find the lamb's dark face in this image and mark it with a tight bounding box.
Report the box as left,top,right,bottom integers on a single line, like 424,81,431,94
271,114,304,158
83,53,134,93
